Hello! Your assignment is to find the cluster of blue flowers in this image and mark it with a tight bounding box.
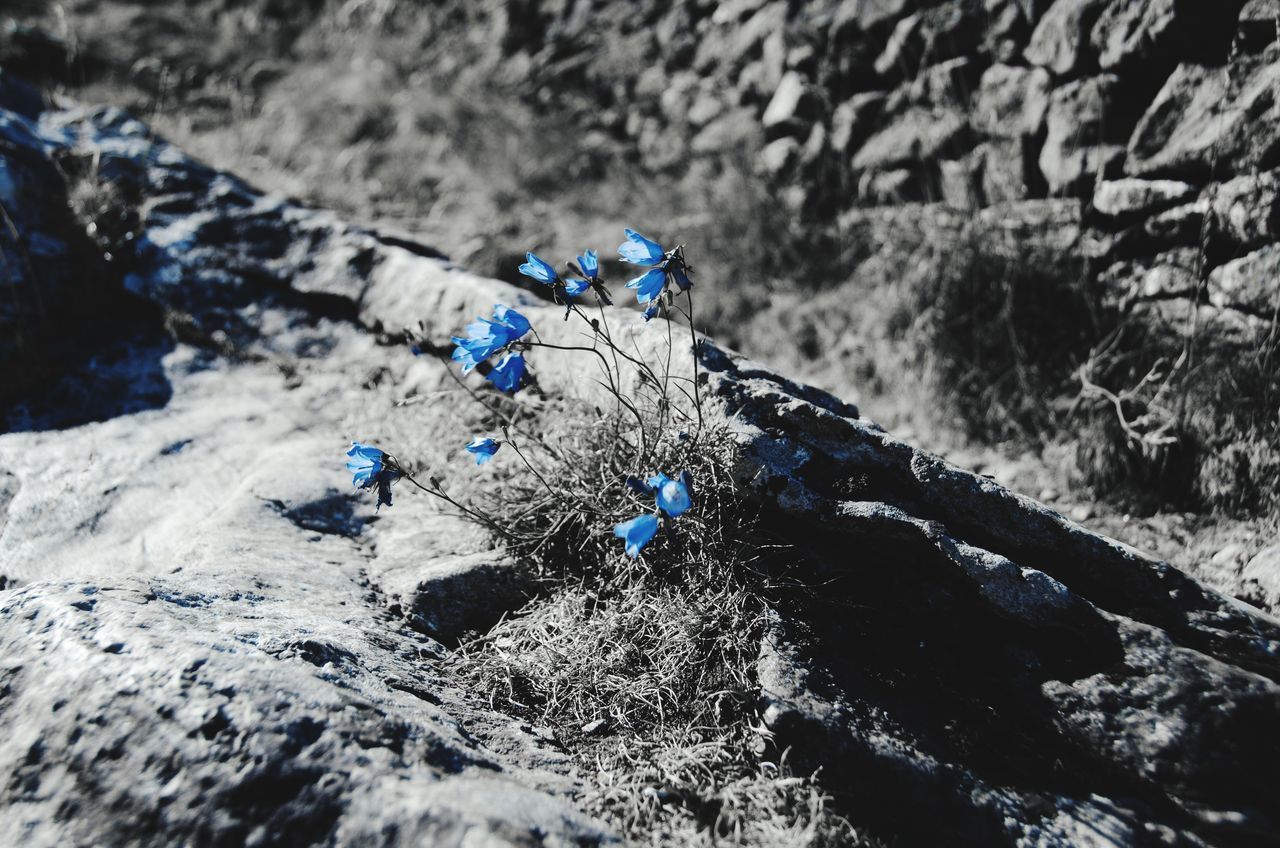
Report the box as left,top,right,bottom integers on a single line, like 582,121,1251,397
613,471,694,557
619,229,692,321
349,228,699,559
451,304,531,393
518,248,611,315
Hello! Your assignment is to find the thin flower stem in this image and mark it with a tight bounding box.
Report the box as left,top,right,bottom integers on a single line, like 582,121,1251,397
525,339,650,456
685,289,705,434
397,470,522,542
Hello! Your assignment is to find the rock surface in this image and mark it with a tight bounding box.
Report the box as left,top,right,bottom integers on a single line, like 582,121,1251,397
2,85,1279,848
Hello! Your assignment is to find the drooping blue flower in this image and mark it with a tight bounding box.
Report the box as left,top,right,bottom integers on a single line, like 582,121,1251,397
347,442,384,488
578,249,599,279
491,304,531,338
451,305,531,373
518,251,559,285
347,442,399,509
466,436,500,465
648,472,693,518
627,268,667,304
625,475,655,496
671,264,693,292
618,229,665,266
487,351,526,393
563,277,590,296
642,302,660,321
614,513,660,557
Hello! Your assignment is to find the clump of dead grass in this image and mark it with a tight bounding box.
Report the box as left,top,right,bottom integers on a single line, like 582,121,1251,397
446,399,868,846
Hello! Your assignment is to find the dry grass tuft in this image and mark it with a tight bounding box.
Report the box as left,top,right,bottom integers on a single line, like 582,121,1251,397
447,396,872,846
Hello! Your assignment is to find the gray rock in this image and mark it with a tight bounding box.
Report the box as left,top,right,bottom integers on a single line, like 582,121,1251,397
1038,75,1126,195
852,107,970,170
1243,545,1280,610
980,137,1037,203
972,63,1052,138
1024,0,1111,75
757,135,801,176
874,12,925,79
1239,0,1280,48
939,149,986,209
761,70,814,140
1211,169,1280,248
1208,243,1280,314
1090,0,1235,72
829,91,887,154
1091,177,1197,220
906,56,982,109
1127,52,1280,179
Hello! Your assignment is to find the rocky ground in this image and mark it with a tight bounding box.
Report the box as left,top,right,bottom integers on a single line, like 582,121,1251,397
2,1,1280,846
3,0,1277,577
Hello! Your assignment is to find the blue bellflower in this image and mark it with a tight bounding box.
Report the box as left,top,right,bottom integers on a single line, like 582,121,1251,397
487,351,526,393
578,249,599,279
466,436,500,465
618,229,665,266
520,251,589,298
518,251,559,285
346,442,399,509
618,229,693,316
649,472,693,518
627,268,667,304
614,513,660,557
451,304,531,373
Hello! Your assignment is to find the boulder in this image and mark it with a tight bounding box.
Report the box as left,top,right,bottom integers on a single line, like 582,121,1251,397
1091,177,1197,221
761,70,816,140
1126,51,1280,179
1243,545,1280,610
1207,243,1280,314
906,56,983,108
829,91,887,154
851,107,971,170
1038,75,1127,195
971,63,1052,138
1091,0,1244,74
1024,0,1111,76
1237,0,1280,50
1211,169,1280,248
981,137,1040,202
939,148,986,208
757,135,802,176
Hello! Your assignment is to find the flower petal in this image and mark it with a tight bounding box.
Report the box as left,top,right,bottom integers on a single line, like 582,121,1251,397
626,268,667,304
614,513,660,557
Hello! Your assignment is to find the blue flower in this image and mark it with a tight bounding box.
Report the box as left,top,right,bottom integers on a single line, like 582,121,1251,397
347,442,384,487
564,277,590,296
518,251,559,285
346,442,399,509
409,343,423,356
451,305,531,373
487,351,526,393
578,249,599,279
614,513,660,557
627,268,667,304
492,304,531,338
642,302,660,321
625,475,654,496
648,472,693,518
466,436,500,465
618,229,665,266
671,265,693,292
